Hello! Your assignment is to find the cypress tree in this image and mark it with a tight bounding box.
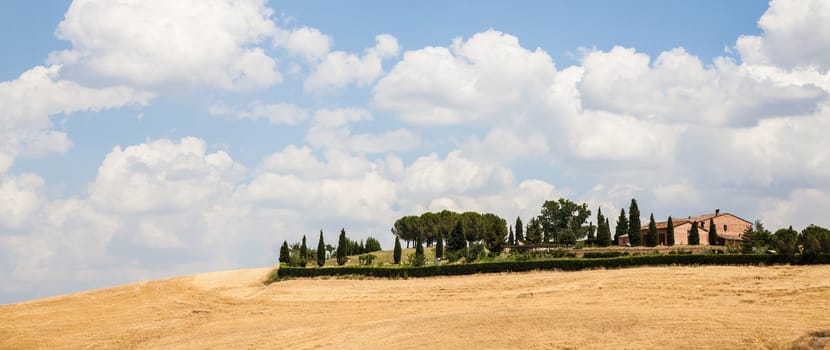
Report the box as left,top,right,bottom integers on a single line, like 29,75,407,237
666,217,675,246
689,221,700,245
515,216,524,242
508,226,514,246
708,218,719,245
393,236,402,264
316,230,326,267
279,240,290,264
597,216,611,247
436,230,444,259
299,235,308,267
413,234,425,266
614,209,628,245
628,199,642,246
646,213,658,247
336,228,348,265
448,220,467,251
604,218,612,246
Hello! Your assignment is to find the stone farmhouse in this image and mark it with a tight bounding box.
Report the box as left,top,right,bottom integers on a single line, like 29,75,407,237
619,210,752,246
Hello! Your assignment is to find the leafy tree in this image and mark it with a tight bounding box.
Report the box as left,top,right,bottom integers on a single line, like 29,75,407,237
299,235,308,267
515,216,524,242
461,212,485,243
628,199,642,246
800,225,830,254
392,215,421,248
279,240,290,264
447,220,467,251
482,213,508,254
336,228,348,265
524,216,543,244
508,226,514,246
708,218,719,246
688,221,700,245
774,226,799,255
393,236,402,264
436,230,444,259
666,216,675,246
419,212,439,247
316,230,325,267
614,209,628,245
539,198,591,244
646,213,658,247
365,236,382,252
741,220,773,253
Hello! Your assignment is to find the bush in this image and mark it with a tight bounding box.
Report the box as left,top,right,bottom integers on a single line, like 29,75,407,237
408,253,427,267
583,251,628,259
466,243,485,263
359,254,376,266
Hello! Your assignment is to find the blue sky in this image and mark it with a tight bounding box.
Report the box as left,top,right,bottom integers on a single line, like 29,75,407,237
1,0,829,303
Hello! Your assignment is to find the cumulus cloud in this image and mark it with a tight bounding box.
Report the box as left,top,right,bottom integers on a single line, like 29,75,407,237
274,26,333,61
0,65,152,172
209,101,309,125
736,0,830,70
305,34,400,92
305,108,420,153
50,0,282,89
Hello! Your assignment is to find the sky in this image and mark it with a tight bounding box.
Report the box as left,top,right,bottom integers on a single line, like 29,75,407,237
1,0,829,304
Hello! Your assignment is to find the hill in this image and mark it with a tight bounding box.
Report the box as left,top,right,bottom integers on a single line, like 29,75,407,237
2,265,830,349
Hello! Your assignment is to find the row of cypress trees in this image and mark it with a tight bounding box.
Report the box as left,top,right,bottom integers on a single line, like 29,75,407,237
279,229,381,267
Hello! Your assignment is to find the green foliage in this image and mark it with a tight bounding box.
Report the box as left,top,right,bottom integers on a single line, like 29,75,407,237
583,251,629,258
585,222,596,246
435,231,444,259
336,228,348,266
316,231,326,267
774,226,799,255
595,208,611,247
465,242,485,263
524,217,543,244
688,221,700,245
539,198,592,244
365,236,382,252
628,199,642,246
279,240,290,264
800,225,830,254
482,213,508,254
358,254,377,266
393,236,402,264
299,235,308,267
646,213,658,247
392,215,421,248
515,216,524,242
447,220,467,251
274,253,823,282
666,216,675,246
508,226,514,246
742,220,772,253
708,218,719,246
614,209,628,245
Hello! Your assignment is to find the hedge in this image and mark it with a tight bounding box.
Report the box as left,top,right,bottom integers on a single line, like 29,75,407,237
270,253,830,283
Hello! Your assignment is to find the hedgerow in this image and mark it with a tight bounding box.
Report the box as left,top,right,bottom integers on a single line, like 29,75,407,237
269,253,829,283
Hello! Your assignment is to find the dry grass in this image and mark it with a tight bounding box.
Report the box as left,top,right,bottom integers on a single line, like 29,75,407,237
2,265,829,349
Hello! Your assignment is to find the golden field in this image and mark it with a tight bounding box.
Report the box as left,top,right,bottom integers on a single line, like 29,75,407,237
2,265,829,349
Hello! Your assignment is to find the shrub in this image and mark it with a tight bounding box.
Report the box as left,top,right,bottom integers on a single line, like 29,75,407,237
583,251,627,259
408,252,427,267
465,243,485,263
359,254,376,266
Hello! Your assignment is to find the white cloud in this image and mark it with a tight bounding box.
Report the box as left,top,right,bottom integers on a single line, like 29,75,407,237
0,174,45,230
373,29,556,124
209,101,309,125
736,0,830,70
305,34,400,92
0,65,152,172
760,188,830,231
306,108,419,153
51,0,282,89
274,26,332,61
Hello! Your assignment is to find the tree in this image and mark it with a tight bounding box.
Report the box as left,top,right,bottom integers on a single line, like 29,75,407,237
646,213,658,247
539,198,591,244
436,230,444,259
800,225,830,254
628,199,642,246
316,230,326,267
482,213,508,254
614,209,628,245
688,221,700,245
666,216,675,246
365,237,382,252
336,228,348,265
774,226,799,255
515,216,524,242
742,220,772,253
393,236,402,264
299,235,308,267
447,220,467,251
595,207,605,245
412,234,426,266
596,209,611,247
524,217,543,244
508,226,514,246
392,215,421,248
708,218,719,246
586,222,596,246
279,240,290,264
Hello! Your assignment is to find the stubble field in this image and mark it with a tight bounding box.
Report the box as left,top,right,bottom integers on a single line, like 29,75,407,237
2,265,829,349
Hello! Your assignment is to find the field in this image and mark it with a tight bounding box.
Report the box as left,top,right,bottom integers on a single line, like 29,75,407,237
2,265,830,349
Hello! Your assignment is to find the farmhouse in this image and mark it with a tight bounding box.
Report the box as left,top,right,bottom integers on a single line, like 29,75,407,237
618,210,752,246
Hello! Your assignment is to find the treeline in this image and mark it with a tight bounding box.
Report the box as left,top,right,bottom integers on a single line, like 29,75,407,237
391,210,507,253
279,229,382,267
